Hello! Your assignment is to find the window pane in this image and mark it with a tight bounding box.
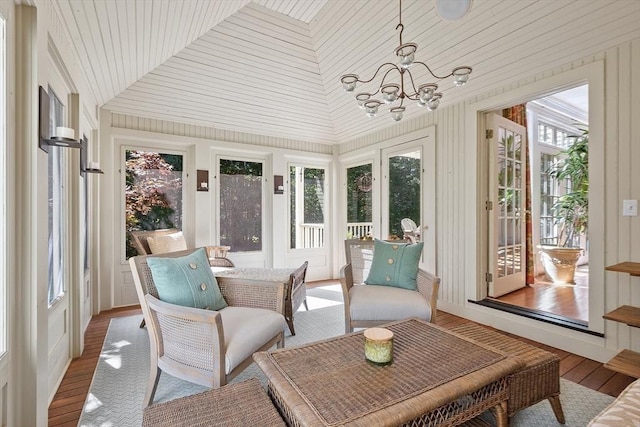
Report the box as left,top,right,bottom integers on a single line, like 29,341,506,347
125,150,184,258
48,90,66,305
290,166,326,249
219,159,263,252
346,163,372,239
388,151,421,239
0,14,6,356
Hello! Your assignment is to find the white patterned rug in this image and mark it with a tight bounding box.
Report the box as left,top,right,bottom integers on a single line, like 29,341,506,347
79,285,613,426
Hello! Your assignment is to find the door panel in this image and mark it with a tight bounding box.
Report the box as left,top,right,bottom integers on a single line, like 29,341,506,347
488,114,527,297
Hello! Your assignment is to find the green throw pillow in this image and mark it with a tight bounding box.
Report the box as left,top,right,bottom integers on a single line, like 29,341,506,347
147,248,227,311
365,239,423,290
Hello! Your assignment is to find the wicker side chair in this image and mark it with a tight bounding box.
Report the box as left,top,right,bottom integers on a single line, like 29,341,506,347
339,239,440,333
284,261,309,335
130,248,286,407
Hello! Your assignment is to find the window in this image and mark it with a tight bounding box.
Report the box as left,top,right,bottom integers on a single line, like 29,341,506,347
346,163,373,239
219,159,263,252
538,122,570,149
125,150,184,258
289,165,326,249
0,14,6,356
48,89,66,305
539,153,559,245
387,150,421,239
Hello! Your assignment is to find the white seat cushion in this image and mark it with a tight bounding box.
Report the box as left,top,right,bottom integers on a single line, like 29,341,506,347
219,306,285,375
349,284,432,322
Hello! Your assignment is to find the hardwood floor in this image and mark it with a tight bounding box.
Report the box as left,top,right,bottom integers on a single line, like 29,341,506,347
495,267,590,322
48,281,634,426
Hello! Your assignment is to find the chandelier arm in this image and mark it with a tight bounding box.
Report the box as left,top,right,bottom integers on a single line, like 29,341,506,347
403,69,421,100
412,61,454,80
356,62,401,85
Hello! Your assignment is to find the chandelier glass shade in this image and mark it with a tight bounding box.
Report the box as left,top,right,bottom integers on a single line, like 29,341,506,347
340,0,472,121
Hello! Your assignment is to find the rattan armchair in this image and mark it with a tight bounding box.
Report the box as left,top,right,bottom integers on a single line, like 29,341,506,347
130,229,235,267
130,248,286,407
339,239,440,333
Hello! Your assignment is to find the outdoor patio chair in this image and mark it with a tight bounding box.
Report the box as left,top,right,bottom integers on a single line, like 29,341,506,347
340,239,440,333
130,248,286,407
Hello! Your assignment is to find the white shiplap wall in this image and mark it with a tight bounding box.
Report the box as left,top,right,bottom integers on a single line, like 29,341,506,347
337,38,640,360
111,112,333,155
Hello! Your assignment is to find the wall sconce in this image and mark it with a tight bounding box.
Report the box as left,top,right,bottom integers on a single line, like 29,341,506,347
80,135,103,176
197,170,209,191
39,86,81,152
274,175,284,194
40,86,103,176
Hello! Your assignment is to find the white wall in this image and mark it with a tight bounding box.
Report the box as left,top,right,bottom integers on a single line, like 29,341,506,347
8,1,100,424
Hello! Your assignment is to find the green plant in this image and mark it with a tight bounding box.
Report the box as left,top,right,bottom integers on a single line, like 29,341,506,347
548,127,588,247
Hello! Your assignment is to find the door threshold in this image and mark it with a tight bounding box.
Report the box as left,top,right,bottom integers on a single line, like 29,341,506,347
469,298,603,337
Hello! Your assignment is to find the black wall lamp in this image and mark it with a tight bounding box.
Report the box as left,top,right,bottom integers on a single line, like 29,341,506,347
39,86,103,176
39,86,81,152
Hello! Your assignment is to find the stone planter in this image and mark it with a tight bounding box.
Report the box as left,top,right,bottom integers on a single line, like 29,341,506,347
537,245,583,284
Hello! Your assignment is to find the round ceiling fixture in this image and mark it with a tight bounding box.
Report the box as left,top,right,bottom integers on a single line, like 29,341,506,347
436,0,473,21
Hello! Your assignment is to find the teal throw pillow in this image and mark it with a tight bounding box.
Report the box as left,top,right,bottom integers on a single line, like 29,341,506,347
365,239,423,290
147,248,227,311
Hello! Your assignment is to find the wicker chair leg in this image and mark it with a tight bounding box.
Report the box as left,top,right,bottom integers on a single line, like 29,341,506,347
286,318,295,336
303,299,309,311
277,333,285,349
548,394,565,424
145,367,161,408
139,318,146,328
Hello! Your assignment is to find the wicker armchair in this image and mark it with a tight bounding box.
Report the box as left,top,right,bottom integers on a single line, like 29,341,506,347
130,228,182,255
339,239,440,333
284,261,309,335
130,229,235,267
130,248,286,407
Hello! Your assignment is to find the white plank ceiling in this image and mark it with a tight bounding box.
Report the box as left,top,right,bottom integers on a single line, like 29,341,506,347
52,0,640,145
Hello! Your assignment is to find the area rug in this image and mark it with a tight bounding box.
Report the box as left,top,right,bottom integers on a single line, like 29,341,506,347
79,285,613,426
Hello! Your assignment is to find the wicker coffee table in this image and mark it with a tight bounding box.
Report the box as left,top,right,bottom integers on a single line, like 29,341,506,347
254,318,523,427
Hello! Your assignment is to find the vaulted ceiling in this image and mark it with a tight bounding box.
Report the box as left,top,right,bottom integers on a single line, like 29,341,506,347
52,0,640,145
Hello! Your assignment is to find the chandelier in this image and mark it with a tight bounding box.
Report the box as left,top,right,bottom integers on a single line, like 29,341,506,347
340,0,472,121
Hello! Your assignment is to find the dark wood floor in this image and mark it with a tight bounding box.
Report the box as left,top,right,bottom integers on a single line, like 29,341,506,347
48,280,634,427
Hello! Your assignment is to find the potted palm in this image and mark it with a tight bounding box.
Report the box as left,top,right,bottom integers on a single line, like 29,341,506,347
537,127,588,284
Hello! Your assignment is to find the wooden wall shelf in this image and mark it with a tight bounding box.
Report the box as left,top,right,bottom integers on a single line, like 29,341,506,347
604,349,640,378
603,305,640,328
605,262,640,276
603,262,640,378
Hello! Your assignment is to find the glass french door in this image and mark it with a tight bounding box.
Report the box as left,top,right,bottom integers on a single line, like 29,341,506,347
381,146,422,240
488,113,527,297
218,158,264,252
289,165,326,249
